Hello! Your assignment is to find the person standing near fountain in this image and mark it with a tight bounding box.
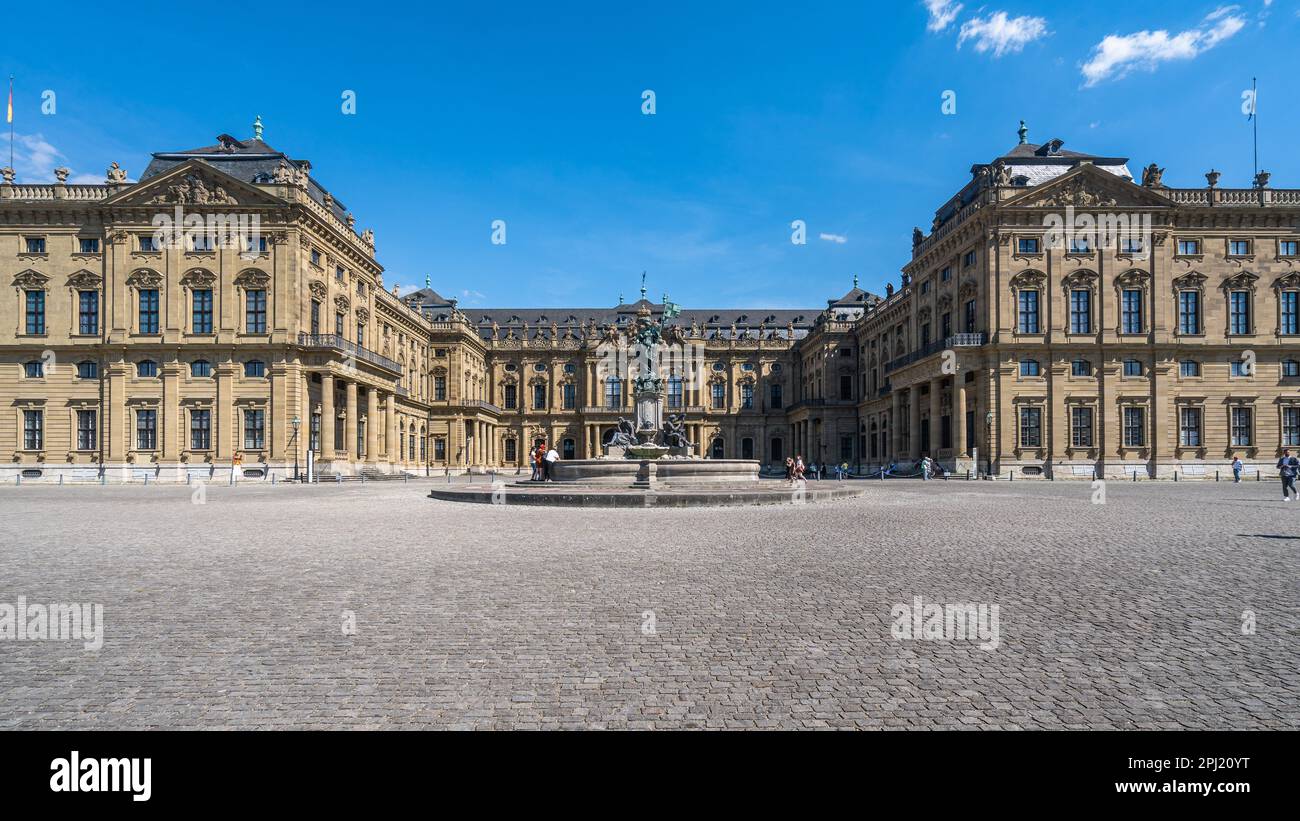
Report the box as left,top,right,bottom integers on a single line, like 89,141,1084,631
544,443,559,482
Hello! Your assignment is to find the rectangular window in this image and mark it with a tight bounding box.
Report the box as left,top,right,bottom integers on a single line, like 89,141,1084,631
1069,236,1091,253
1019,359,1040,377
1280,240,1299,257
1122,406,1145,447
1070,407,1093,448
1229,291,1250,335
1178,290,1200,335
940,311,951,340
1231,360,1249,378
24,361,44,378
25,290,46,334
964,299,976,334
434,376,446,401
963,250,976,267
190,409,211,450
76,409,97,451
138,289,160,334
335,265,345,282
1121,289,1143,334
310,413,321,452
1121,236,1144,254
243,409,265,450
712,382,726,409
1017,290,1039,333
742,383,755,409
78,290,99,335
1281,291,1299,335
667,379,683,409
310,249,321,266
245,289,267,333
356,323,365,348
1283,407,1300,447
1177,239,1200,255
1123,359,1143,377
605,379,622,409
1180,360,1200,377
25,237,46,254
310,300,321,335
1179,407,1202,447
941,266,952,281
1229,239,1251,256
503,384,517,409
190,233,215,252
77,361,98,379
79,237,100,254
1231,407,1252,447
138,235,156,252
532,384,546,410
920,323,930,347
1069,289,1091,334
192,288,213,334
1071,359,1091,377
335,313,344,336
563,383,576,410
770,383,783,409
1018,407,1042,448
23,410,43,450
136,409,157,450
1017,237,1039,254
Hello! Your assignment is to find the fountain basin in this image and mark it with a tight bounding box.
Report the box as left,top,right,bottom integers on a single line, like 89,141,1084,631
549,458,759,486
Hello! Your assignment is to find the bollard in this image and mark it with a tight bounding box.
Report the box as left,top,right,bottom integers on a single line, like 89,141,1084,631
143,474,149,486
1008,471,1013,482
1174,471,1178,482
15,475,20,485
186,474,192,486
966,470,971,481
1216,470,1220,482
271,473,277,485
59,474,64,486
404,473,409,484
1256,470,1260,482
1132,471,1137,482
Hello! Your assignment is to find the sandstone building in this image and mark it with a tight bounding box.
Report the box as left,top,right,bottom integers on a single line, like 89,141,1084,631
2,123,1296,481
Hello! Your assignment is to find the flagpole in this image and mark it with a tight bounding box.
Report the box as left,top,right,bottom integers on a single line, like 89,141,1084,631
1252,76,1258,181
8,75,13,172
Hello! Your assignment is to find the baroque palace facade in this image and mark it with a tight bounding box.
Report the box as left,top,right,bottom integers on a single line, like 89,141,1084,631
1,123,1297,481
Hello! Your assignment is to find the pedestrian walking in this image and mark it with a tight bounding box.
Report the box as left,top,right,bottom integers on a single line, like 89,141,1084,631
544,444,559,482
794,455,805,481
1231,455,1243,483
920,455,931,481
784,457,794,485
808,461,819,480
1278,449,1299,501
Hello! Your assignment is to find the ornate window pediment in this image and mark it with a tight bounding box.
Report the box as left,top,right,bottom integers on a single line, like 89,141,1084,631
1272,272,1300,291
235,268,270,288
958,278,978,300
1221,271,1259,293
1009,269,1046,292
355,307,370,324
12,269,49,289
1062,269,1098,292
181,268,216,287
334,295,350,312
308,279,328,300
67,269,103,290
1115,268,1150,288
126,268,163,288
1172,271,1207,291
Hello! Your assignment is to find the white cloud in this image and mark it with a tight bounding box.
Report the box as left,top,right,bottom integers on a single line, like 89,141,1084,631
957,12,1049,57
8,132,106,184
923,0,963,32
818,232,848,244
1080,8,1246,87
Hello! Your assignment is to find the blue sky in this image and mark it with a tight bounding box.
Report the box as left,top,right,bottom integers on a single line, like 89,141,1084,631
4,1,1297,308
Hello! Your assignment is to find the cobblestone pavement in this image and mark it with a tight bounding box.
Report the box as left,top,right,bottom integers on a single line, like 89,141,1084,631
1,478,1296,730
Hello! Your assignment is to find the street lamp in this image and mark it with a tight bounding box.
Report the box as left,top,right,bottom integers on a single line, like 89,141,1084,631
291,416,301,482
984,411,994,478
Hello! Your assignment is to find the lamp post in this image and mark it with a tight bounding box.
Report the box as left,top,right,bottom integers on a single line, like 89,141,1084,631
291,416,301,482
984,410,994,478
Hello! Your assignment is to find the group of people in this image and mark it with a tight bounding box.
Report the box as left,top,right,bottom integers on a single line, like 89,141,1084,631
783,457,851,483
529,442,560,482
1234,451,1299,501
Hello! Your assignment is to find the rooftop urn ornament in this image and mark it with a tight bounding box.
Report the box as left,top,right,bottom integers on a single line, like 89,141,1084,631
1206,169,1221,189
253,115,264,141
0,166,14,184
1017,119,1028,145
54,167,70,184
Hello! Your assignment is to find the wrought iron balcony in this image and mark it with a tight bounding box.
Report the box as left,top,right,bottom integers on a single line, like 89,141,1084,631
298,333,403,375
882,333,986,375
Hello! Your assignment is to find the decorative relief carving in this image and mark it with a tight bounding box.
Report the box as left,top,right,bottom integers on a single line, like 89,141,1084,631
12,269,49,288
147,171,238,205
308,279,328,300
235,269,270,288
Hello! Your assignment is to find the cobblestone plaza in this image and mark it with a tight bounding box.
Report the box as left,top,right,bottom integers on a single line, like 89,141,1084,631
1,480,1295,730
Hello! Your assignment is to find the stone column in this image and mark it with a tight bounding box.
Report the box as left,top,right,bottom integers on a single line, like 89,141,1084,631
386,395,398,464
890,390,901,460
216,363,234,460
929,377,942,458
161,361,181,461
320,373,335,459
909,388,922,460
365,388,378,462
345,380,358,460
955,377,968,456
107,360,127,463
